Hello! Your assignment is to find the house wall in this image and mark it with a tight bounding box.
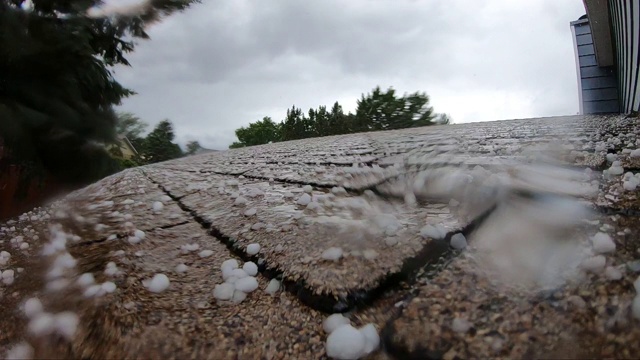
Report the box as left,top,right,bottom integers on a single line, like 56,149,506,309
571,18,620,114
610,0,640,113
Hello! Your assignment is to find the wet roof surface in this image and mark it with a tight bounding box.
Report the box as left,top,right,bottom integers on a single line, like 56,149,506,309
2,114,640,359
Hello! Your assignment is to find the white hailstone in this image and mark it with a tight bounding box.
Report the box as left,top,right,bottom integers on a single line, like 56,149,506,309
181,243,200,253
420,224,447,240
359,324,380,355
302,185,313,193
2,269,15,280
107,234,117,241
94,223,107,232
451,317,472,333
152,201,164,212
134,251,144,257
127,236,141,245
243,261,258,276
450,233,468,250
265,279,281,295
124,214,133,220
582,255,607,273
623,180,638,191
608,164,624,176
322,247,343,261
631,149,640,158
251,223,265,231
363,249,378,260
274,244,284,253
160,195,172,202
134,229,146,240
231,268,248,279
5,342,34,360
104,262,119,276
28,313,55,336
54,311,79,340
331,187,347,196
225,276,239,284
633,295,640,320
213,283,235,301
605,266,622,281
385,237,399,247
244,208,257,216
297,193,312,206
306,202,321,211
591,232,616,254
231,290,247,304
449,198,460,207
284,192,295,198
77,273,95,287
221,259,240,272
606,153,618,162
198,250,214,258
404,192,417,206
23,298,43,318
234,196,248,206
326,324,367,360
246,243,261,255
633,275,640,292
235,276,259,293
19,242,29,250
146,274,170,293
102,281,117,293
83,284,104,298
323,313,351,334
175,264,188,273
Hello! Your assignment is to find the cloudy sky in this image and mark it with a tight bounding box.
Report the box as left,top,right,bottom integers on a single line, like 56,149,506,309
113,0,587,150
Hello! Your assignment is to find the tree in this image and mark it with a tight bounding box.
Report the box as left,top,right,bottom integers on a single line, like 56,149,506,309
354,86,435,132
140,120,183,163
116,112,148,140
280,106,305,141
435,113,452,125
0,0,199,185
231,117,282,148
186,140,202,155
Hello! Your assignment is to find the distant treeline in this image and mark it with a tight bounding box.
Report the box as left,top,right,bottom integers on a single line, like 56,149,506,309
229,86,451,148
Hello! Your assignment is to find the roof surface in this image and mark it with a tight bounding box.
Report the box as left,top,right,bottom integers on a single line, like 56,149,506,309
1,114,640,359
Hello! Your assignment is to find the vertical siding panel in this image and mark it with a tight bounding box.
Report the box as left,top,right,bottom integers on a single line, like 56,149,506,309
609,0,640,113
630,1,639,111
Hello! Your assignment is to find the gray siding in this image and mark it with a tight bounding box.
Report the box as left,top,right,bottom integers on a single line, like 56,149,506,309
571,20,620,114
610,0,640,113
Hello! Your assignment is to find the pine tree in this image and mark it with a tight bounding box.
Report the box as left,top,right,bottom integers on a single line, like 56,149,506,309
0,0,199,185
140,120,183,163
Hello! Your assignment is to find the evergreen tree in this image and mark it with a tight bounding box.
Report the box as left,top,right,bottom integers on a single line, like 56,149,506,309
141,120,183,163
0,0,199,185
186,140,202,155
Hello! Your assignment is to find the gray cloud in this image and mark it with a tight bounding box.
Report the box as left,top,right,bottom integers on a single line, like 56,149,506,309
115,0,586,149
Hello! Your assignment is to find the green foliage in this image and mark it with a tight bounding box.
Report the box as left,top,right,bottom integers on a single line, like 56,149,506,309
185,140,202,155
234,117,282,147
354,86,434,132
0,0,198,186
116,112,148,140
435,113,453,125
229,86,445,148
139,119,183,163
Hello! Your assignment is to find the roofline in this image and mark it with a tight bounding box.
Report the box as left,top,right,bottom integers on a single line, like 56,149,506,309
570,22,584,115
120,135,139,155
583,0,614,66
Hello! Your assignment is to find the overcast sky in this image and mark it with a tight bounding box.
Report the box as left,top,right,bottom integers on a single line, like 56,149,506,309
113,0,587,150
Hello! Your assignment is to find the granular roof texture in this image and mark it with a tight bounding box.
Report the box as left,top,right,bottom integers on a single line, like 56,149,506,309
2,114,640,359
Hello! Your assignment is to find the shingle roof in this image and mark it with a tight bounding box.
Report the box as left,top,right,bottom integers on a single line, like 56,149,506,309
2,114,640,359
